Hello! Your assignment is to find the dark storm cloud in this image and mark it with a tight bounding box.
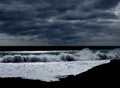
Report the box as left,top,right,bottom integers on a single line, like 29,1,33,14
57,10,117,20
0,0,120,45
56,0,119,20
94,0,120,9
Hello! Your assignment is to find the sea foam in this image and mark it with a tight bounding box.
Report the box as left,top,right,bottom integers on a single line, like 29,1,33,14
1,48,120,63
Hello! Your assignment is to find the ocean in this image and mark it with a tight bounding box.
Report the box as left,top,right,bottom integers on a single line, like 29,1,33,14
0,48,119,81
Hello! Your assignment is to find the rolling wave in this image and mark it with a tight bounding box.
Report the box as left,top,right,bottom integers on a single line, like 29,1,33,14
0,48,120,63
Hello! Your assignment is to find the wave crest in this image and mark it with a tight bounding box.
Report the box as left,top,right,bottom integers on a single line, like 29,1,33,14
1,48,120,63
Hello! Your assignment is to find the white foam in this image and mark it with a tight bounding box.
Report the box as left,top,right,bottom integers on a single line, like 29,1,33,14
0,60,110,82
74,48,100,60
1,48,120,63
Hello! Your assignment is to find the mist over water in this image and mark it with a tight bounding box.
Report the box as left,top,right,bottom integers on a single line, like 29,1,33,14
0,48,120,63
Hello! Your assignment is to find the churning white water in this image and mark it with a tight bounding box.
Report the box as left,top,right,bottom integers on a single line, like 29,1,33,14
0,48,120,63
0,60,110,82
0,48,119,81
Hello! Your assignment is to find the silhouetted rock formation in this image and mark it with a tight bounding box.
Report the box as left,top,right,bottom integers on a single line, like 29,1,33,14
0,59,120,88
0,77,56,88
58,59,120,87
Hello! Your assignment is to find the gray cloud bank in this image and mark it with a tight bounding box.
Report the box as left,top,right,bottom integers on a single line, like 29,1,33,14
0,0,120,46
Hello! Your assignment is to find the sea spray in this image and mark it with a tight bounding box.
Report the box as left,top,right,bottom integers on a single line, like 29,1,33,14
1,48,120,63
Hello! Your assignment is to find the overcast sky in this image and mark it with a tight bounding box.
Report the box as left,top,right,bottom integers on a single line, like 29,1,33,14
0,0,120,46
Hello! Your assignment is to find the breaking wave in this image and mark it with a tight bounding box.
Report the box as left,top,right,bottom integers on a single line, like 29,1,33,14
1,48,120,63
1,53,77,63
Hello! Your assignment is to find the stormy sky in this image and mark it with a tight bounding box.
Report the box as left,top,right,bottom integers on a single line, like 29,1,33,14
0,0,120,46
